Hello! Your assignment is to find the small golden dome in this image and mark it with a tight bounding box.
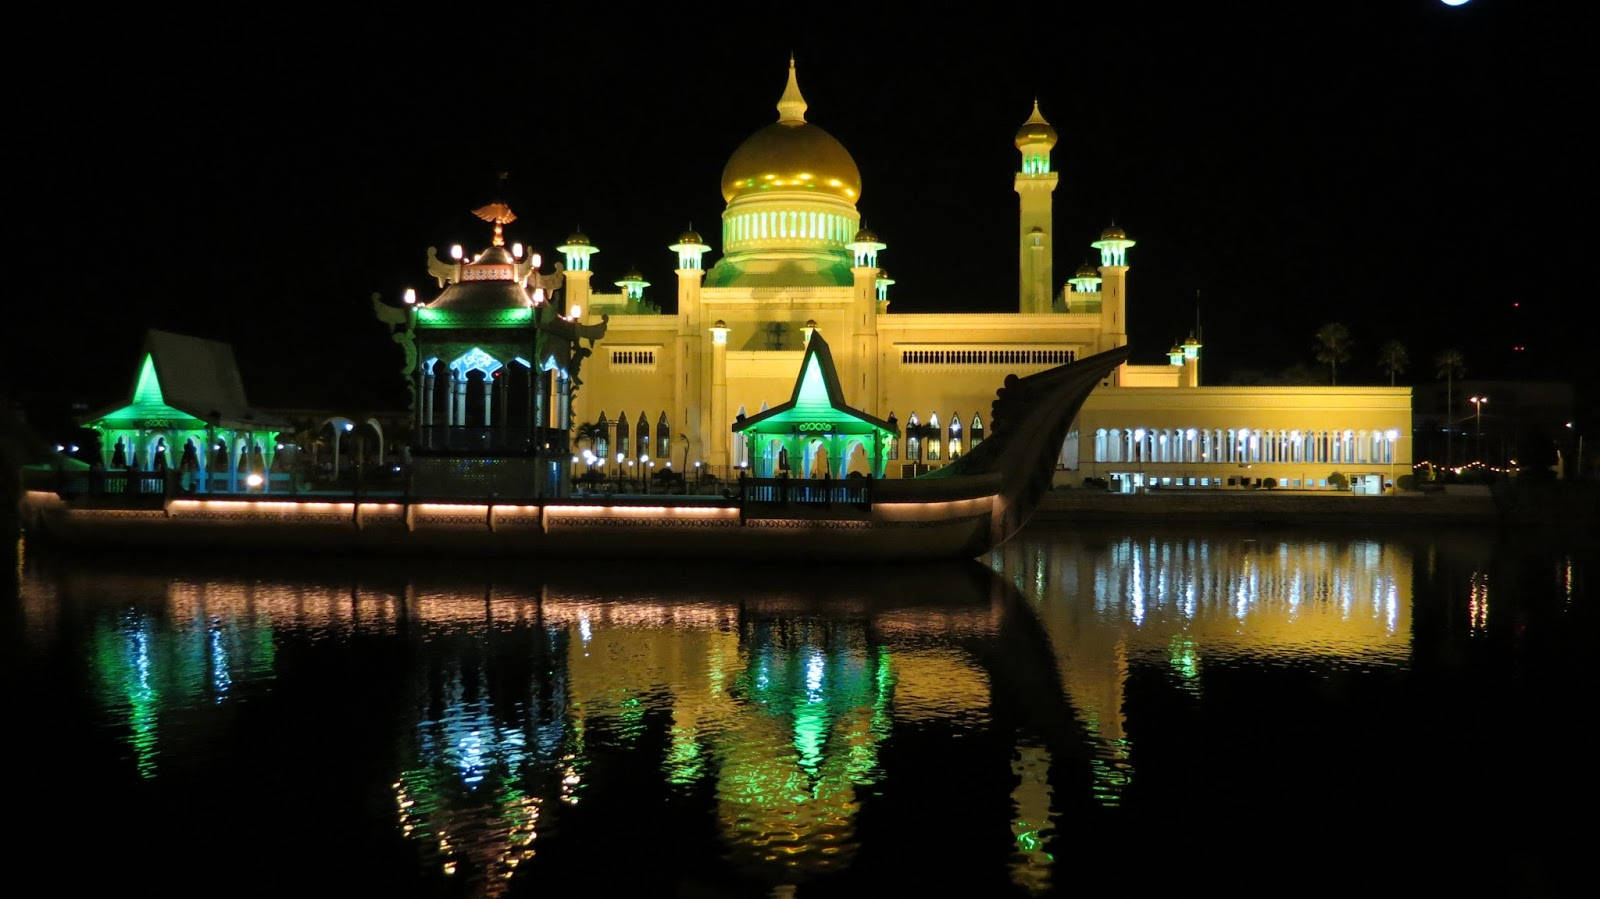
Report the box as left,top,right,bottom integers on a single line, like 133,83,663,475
1073,261,1101,279
720,60,862,204
851,227,879,244
713,319,727,329
1099,225,1128,241
677,228,704,245
1014,100,1058,149
620,267,645,282
563,231,591,247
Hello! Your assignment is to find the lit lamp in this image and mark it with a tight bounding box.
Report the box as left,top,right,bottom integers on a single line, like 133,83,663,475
1469,396,1488,463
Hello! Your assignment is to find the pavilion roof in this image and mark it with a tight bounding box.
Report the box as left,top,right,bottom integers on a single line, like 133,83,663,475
733,333,895,435
82,330,285,431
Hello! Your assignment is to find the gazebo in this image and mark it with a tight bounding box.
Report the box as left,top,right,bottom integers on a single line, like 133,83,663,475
81,330,286,493
734,333,896,479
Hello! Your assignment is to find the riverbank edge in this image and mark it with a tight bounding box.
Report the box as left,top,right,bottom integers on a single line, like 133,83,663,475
1031,487,1595,527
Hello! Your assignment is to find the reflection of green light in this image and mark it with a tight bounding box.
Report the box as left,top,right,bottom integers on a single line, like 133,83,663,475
793,702,829,778
1168,635,1200,681
666,727,703,786
128,628,159,779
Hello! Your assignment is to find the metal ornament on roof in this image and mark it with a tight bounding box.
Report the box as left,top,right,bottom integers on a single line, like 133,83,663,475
472,203,518,247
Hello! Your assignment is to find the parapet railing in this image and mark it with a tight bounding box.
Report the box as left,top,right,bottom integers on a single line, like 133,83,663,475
738,477,872,508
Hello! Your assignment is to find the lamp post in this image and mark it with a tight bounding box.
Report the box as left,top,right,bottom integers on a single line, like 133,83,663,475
1469,396,1488,463
641,454,649,495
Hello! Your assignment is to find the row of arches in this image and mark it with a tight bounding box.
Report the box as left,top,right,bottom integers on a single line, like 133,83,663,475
1093,428,1401,465
584,411,673,463
417,347,570,451
894,412,985,463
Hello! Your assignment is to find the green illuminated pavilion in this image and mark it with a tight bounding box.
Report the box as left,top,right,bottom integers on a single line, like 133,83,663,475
81,330,285,492
734,333,896,478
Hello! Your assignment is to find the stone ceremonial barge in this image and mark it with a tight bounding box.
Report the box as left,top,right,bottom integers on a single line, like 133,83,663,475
23,334,1128,561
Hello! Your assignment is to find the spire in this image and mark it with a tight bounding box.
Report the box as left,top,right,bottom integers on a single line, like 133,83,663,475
1025,98,1048,126
777,55,807,124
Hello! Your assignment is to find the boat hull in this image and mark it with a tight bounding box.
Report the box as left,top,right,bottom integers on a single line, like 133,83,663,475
20,487,1004,562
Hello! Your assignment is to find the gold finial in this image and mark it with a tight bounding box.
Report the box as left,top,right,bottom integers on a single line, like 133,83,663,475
777,56,807,124
473,202,517,247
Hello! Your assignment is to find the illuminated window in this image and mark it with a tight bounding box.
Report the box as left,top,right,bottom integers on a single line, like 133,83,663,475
657,413,671,459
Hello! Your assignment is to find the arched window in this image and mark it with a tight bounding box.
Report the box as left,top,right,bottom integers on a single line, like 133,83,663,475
636,412,649,460
970,414,984,449
927,413,941,461
657,412,671,459
616,412,630,460
595,412,610,459
948,413,962,459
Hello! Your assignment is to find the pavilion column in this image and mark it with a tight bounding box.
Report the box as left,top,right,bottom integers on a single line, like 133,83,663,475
482,378,494,427
416,368,429,430
195,435,209,494
423,371,435,427
454,377,467,426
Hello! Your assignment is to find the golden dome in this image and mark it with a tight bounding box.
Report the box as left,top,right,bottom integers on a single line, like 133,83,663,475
720,59,862,204
1099,225,1129,241
1073,261,1101,279
1015,100,1058,149
562,231,591,247
676,228,705,245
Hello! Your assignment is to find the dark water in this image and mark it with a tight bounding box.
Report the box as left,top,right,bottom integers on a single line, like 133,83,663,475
3,526,1594,896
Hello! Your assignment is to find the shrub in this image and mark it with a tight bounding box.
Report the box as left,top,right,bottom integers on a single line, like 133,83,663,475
1263,477,1277,489
1396,474,1416,491
1327,471,1348,490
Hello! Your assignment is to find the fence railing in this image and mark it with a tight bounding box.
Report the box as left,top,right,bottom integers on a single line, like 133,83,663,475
739,477,872,507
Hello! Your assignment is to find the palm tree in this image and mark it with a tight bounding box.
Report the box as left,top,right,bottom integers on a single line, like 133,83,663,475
1377,340,1409,386
1434,349,1466,466
1313,323,1353,385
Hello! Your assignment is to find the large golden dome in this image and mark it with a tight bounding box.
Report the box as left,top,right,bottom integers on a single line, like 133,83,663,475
720,59,861,204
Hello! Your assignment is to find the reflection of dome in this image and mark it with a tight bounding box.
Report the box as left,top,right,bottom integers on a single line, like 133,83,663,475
720,60,861,204
1014,100,1058,149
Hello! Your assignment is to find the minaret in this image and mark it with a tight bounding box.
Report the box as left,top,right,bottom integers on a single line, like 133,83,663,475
556,230,597,315
670,227,711,466
1015,100,1059,314
1090,225,1135,354
847,228,885,412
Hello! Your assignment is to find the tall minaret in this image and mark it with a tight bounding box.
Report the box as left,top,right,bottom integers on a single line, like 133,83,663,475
1014,100,1059,314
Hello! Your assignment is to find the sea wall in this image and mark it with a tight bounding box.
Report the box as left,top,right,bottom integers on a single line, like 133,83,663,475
1032,489,1500,526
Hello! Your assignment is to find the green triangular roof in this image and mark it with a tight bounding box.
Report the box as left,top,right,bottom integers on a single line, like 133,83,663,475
83,353,209,429
733,333,895,434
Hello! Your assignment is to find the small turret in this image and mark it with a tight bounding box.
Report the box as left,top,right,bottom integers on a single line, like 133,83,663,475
875,268,895,303
1090,225,1135,267
669,227,711,271
848,227,885,268
1067,261,1102,293
557,230,597,272
615,268,650,301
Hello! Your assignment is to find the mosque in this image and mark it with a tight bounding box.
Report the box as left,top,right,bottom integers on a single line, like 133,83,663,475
402,59,1411,494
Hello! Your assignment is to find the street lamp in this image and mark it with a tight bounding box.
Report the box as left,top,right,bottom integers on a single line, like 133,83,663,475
641,454,650,495
1469,396,1488,463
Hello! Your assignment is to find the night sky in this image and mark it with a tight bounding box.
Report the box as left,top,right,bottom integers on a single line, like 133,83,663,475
6,2,1588,435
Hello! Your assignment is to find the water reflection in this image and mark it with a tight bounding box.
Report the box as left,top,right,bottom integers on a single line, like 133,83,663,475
992,531,1414,807
23,523,1571,894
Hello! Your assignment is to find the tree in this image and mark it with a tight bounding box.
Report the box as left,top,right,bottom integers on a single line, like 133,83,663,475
1313,323,1353,385
1377,339,1409,386
1434,349,1466,466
